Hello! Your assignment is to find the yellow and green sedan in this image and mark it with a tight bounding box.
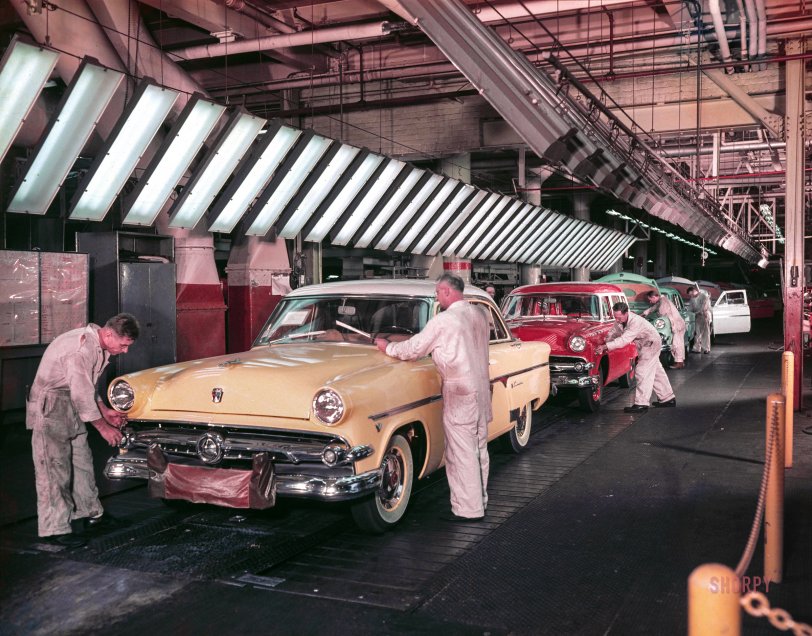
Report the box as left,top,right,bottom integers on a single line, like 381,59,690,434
106,280,551,533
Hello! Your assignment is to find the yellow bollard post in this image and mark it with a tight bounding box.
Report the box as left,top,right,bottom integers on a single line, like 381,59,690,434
765,392,785,583
781,351,794,468
688,563,741,635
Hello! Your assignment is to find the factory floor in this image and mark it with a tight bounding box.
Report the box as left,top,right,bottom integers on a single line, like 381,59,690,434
1,316,810,635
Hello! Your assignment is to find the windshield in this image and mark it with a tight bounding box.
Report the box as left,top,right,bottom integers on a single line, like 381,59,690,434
502,293,601,320
255,295,432,345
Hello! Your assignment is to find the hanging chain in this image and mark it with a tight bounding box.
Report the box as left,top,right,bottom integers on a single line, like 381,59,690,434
741,592,812,635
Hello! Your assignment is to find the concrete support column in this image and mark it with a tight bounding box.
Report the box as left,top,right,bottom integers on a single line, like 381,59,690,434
226,237,292,353
571,192,590,281
654,234,667,278
520,264,542,285
783,39,805,409
155,216,226,362
442,256,472,283
412,254,444,279
633,241,648,276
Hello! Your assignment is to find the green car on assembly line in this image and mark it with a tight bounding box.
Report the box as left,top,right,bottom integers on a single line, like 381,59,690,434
595,272,675,365
659,286,696,355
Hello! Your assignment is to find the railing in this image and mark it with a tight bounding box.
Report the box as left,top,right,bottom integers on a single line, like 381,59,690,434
687,352,811,635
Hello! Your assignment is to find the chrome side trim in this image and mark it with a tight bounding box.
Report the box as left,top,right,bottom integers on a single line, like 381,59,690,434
368,394,442,422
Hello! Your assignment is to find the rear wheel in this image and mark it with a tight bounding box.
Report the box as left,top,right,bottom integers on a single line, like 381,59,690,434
577,367,604,412
503,401,533,453
351,434,413,534
618,359,637,388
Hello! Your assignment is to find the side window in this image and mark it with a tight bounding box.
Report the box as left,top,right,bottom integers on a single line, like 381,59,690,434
599,295,612,320
471,300,509,342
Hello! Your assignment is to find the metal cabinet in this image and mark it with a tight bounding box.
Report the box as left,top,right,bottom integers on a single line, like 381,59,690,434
76,232,176,377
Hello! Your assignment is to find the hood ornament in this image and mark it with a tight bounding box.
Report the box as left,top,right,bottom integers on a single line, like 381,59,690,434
212,387,224,403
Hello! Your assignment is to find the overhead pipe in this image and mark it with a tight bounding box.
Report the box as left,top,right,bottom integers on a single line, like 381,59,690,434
469,0,635,22
708,0,734,71
168,21,397,61
755,0,768,69
661,140,788,157
734,0,749,64
742,0,759,61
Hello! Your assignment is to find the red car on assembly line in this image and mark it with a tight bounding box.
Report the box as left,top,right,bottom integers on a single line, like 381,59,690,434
502,282,638,412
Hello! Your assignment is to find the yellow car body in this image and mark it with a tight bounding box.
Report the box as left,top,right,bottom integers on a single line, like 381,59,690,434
106,280,550,532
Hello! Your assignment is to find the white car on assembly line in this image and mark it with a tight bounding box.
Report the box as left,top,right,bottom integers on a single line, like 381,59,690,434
657,277,751,336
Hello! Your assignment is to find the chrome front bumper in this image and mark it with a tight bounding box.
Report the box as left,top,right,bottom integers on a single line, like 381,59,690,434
105,452,382,502
549,358,597,389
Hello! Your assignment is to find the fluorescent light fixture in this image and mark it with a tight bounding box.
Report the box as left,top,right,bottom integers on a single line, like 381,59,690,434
305,153,385,243
376,173,443,250
169,109,265,228
489,205,543,261
278,143,360,239
605,208,621,216
426,190,488,256
69,81,178,221
246,135,332,236
8,60,123,215
414,184,476,254
355,168,423,248
0,39,58,165
123,96,225,226
478,203,533,260
457,195,513,257
332,160,406,245
442,192,502,255
208,124,301,233
394,179,458,252
468,199,523,260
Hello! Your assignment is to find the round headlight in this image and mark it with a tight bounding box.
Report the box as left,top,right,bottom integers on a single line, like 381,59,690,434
313,389,345,425
654,318,666,329
110,380,134,411
568,335,587,352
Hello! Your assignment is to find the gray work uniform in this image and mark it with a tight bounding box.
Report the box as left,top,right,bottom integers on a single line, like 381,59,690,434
689,292,713,352
606,311,675,407
26,324,110,537
385,300,492,518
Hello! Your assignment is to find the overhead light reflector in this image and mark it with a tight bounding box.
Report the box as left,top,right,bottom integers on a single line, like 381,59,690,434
278,143,360,238
355,168,423,248
414,184,475,254
376,173,443,250
246,135,332,236
69,81,178,221
0,38,58,165
123,96,225,226
169,109,265,229
8,60,123,215
305,153,385,243
332,160,406,245
208,124,301,233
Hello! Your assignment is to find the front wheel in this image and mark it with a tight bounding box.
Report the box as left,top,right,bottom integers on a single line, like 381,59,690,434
351,434,413,534
503,401,533,453
577,367,604,412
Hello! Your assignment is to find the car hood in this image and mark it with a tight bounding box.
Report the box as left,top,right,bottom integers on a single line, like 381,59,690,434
508,318,606,351
120,343,393,420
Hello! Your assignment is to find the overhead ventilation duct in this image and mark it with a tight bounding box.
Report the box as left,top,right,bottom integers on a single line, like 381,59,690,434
708,0,734,70
387,0,763,262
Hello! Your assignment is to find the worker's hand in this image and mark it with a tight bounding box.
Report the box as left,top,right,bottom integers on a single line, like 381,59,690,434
595,344,607,355
374,338,389,353
91,418,123,447
99,403,127,429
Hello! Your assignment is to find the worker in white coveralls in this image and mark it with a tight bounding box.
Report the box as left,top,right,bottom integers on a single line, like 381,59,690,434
597,302,676,413
26,313,140,547
375,273,491,522
642,289,687,369
687,286,712,354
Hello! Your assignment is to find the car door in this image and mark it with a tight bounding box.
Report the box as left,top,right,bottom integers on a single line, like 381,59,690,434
712,290,751,335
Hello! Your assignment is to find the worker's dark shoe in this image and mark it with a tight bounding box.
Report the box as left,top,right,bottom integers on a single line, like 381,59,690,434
623,404,649,413
669,362,685,369
43,533,87,548
653,398,677,408
84,512,129,532
702,350,711,354
442,512,484,522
